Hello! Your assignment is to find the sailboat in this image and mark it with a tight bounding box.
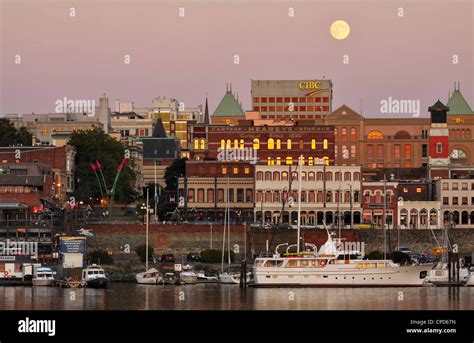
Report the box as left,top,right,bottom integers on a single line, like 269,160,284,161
136,188,163,285
252,155,433,287
425,227,468,284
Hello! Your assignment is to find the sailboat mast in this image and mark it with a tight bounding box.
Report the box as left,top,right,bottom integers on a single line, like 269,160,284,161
221,186,227,272
297,155,303,253
145,187,149,271
227,177,231,265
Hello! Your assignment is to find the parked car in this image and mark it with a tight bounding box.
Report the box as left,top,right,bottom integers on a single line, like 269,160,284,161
158,254,175,263
186,252,201,262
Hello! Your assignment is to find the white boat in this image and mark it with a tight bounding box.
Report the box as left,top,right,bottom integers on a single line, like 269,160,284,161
466,268,474,286
32,267,56,286
82,264,109,288
252,155,433,287
180,271,198,284
195,270,219,283
219,267,252,284
426,262,469,284
136,268,163,284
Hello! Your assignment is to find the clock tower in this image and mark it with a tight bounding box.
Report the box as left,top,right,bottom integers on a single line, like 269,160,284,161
428,100,450,168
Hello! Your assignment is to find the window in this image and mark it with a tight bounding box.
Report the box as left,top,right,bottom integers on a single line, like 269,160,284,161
237,189,244,202
256,191,263,202
256,171,263,180
311,139,316,149
273,172,280,181
452,183,458,190
228,189,234,202
308,172,315,181
394,145,400,160
253,138,260,149
265,171,272,180
233,167,239,174
197,189,204,202
246,189,253,202
367,131,384,139
442,183,449,190
308,157,313,165
405,144,411,159
268,138,275,149
443,197,449,205
194,139,199,150
276,157,281,165
234,139,239,149
267,157,274,165
220,139,225,149
341,128,347,140
452,197,458,205
286,157,293,165
323,139,328,150
350,128,357,140
367,144,374,160
462,197,468,205
342,145,348,159
416,187,422,193
462,183,468,190
244,167,250,174
299,139,304,149
422,144,428,158
188,189,194,202
351,144,356,158
377,145,384,161
240,139,244,149
354,172,360,181
436,143,442,154
217,189,224,202
344,172,351,181
207,189,214,203
276,139,281,149
281,172,288,181
287,139,292,149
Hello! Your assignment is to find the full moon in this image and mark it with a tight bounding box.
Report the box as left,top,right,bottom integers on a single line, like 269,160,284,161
330,20,350,40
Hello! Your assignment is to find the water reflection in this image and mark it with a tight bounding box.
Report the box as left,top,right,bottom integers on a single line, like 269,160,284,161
0,284,472,310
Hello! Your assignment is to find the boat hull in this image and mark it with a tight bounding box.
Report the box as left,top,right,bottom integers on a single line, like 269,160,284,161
466,273,474,286
253,264,432,287
86,277,109,289
32,279,56,287
180,274,198,284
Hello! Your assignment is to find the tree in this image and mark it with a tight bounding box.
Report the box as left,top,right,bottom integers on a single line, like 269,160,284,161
135,244,154,263
0,119,32,146
164,158,187,191
68,128,137,203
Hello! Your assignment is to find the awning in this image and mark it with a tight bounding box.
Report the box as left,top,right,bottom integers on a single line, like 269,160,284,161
0,199,28,210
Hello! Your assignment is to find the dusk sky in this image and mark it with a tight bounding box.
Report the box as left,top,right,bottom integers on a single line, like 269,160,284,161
1,0,472,117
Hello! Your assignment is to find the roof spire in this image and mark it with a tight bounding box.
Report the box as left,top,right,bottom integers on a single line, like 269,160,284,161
204,95,210,125
458,82,460,91
230,83,232,93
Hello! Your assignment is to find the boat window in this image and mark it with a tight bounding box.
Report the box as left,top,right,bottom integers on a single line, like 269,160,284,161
288,260,298,267
88,271,94,275
355,263,363,269
276,260,284,267
377,263,386,268
264,260,277,267
301,260,309,267
255,260,265,267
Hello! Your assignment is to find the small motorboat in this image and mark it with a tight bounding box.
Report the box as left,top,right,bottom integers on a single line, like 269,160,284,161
219,266,252,285
136,268,163,285
164,272,177,285
195,270,219,283
82,264,109,289
32,267,56,287
179,271,198,284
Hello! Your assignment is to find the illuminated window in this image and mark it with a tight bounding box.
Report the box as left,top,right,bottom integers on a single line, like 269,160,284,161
311,139,316,149
416,187,422,193
194,139,199,150
233,167,239,174
323,156,329,165
253,138,260,149
276,157,281,165
299,139,304,149
281,171,288,181
226,139,231,148
222,167,227,175
367,131,384,139
351,144,356,158
234,139,239,149
268,138,275,149
286,157,293,165
323,139,328,150
287,139,292,149
341,128,347,140
220,139,225,149
200,139,205,150
350,128,357,140
436,143,442,154
276,139,281,149
240,139,244,149
405,144,411,159
244,167,250,174
267,157,274,165
308,157,313,165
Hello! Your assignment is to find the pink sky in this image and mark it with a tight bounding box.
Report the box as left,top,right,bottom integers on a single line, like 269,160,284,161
1,0,472,117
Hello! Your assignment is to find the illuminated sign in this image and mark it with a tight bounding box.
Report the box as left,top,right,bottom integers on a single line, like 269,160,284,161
299,81,321,90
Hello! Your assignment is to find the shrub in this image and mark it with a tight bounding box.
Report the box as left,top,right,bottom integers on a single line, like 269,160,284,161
200,249,235,264
87,249,114,264
135,244,154,263
391,251,410,264
365,250,383,260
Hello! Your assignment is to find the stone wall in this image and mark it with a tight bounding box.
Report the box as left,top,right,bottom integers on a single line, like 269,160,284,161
84,224,474,261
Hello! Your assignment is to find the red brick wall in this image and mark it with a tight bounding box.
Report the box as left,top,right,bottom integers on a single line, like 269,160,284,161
0,146,67,170
85,223,246,233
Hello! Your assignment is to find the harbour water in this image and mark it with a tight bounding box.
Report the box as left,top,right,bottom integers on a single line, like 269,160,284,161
0,284,472,310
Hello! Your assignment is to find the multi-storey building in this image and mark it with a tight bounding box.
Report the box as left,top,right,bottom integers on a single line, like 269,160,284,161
254,165,362,227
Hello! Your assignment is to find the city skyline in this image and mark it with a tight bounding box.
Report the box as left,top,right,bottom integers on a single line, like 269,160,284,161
1,0,472,117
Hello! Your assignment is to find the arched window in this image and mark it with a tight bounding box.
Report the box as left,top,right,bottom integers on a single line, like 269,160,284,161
268,138,275,150
367,130,384,139
234,139,239,149
344,172,351,181
265,171,272,181
450,148,467,161
276,139,281,149
311,139,316,150
341,128,347,140
253,138,260,149
256,171,264,180
281,171,288,181
316,172,323,181
308,172,315,181
226,139,231,148
326,172,332,181
194,138,199,150
267,157,274,165
323,139,328,150
335,171,341,181
239,139,244,149
350,127,357,140
276,157,281,165
353,172,361,181
287,139,292,149
220,139,225,149
200,139,205,150
286,156,293,165
273,172,280,181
